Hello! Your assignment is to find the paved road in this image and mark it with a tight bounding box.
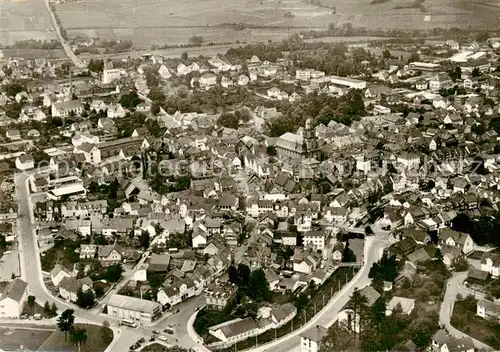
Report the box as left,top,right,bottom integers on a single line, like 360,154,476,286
250,235,389,352
439,272,493,351
43,0,85,68
14,169,390,352
14,171,112,325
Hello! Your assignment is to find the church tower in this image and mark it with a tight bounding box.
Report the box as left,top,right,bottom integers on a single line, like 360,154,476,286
303,118,319,159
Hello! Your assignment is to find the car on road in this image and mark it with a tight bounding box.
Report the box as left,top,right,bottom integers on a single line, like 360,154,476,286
158,335,167,341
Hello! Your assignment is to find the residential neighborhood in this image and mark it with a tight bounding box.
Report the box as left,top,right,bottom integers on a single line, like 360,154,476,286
1,24,500,352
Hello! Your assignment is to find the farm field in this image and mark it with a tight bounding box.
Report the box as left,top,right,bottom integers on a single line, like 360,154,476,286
2,48,66,59
319,0,500,30
0,0,57,45
54,0,500,48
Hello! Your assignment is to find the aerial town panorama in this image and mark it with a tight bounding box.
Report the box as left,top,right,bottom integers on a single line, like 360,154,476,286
0,0,500,352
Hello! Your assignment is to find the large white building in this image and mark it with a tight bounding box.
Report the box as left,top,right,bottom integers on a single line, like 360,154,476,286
209,317,260,344
477,299,500,321
102,68,122,84
275,119,319,160
51,100,83,118
107,294,161,324
329,75,367,90
46,183,86,200
408,62,441,72
0,279,29,319
303,231,327,251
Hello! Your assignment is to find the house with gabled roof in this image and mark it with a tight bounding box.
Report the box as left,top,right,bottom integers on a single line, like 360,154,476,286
51,264,72,286
15,154,34,171
439,228,474,254
0,279,29,318
477,298,500,321
481,252,500,277
97,244,123,266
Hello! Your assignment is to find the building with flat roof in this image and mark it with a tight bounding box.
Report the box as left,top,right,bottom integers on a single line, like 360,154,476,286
47,183,86,200
107,294,161,323
329,75,367,89
408,62,441,72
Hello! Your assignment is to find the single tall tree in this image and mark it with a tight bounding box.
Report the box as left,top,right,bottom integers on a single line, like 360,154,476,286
50,302,58,317
350,288,368,342
70,327,88,352
139,230,150,249
27,295,36,308
237,263,251,287
247,268,271,302
57,309,75,341
228,264,239,285
43,301,51,316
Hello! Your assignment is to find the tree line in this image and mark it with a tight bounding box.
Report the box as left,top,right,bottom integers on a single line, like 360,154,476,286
266,89,365,137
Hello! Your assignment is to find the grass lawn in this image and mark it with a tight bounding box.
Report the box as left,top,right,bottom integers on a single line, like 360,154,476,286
451,296,500,350
38,323,113,352
0,327,54,351
392,260,450,313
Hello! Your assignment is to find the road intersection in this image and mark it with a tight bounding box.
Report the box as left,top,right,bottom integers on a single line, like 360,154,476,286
14,170,205,351
17,167,486,352
439,272,493,351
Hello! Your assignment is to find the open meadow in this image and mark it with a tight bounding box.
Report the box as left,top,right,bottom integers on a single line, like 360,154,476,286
0,0,57,45
2,0,500,48
320,0,500,30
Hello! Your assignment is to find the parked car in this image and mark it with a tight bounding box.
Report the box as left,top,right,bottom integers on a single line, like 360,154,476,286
33,314,42,320
149,336,155,342
153,330,160,334
20,314,28,320
137,338,145,344
158,335,167,341
130,345,138,350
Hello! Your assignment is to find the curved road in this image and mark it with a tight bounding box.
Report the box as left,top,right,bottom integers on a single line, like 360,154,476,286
439,272,493,351
250,236,388,352
43,0,85,68
15,171,112,324
14,171,206,351
15,169,390,352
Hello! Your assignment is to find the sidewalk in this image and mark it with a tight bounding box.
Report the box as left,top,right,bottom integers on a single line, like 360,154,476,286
186,309,210,352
